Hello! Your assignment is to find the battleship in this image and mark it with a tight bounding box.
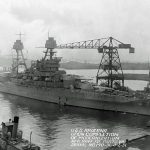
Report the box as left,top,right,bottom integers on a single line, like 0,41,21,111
0,35,150,115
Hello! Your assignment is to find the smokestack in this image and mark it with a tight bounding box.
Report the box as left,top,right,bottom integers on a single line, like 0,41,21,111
12,116,19,139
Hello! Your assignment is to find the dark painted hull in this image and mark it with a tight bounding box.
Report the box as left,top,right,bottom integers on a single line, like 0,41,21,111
0,81,150,115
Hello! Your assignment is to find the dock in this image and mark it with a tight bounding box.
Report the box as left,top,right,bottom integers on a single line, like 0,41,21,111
124,73,149,81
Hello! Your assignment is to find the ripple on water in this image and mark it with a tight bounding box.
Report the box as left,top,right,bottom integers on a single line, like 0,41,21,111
0,93,150,150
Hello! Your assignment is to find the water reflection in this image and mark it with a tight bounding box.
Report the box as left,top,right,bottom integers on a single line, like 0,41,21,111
0,93,150,150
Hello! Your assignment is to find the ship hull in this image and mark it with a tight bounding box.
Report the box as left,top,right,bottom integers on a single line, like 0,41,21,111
0,81,150,116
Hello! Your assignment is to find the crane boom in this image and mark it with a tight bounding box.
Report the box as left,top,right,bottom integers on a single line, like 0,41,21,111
57,38,109,49
57,37,130,49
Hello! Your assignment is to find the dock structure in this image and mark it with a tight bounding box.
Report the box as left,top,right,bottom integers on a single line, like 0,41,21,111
124,73,149,81
105,135,150,150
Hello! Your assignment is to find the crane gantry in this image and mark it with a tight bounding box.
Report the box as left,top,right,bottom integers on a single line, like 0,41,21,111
57,37,134,89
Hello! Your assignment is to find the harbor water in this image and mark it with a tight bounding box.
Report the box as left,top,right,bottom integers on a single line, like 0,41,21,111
0,69,150,150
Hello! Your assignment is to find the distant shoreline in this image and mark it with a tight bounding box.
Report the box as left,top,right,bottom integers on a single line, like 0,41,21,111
60,61,149,70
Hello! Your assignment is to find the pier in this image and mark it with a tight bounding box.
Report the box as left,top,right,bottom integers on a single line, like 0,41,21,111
124,73,149,81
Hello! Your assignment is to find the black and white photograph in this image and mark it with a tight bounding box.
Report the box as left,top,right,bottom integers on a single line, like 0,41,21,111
0,0,150,149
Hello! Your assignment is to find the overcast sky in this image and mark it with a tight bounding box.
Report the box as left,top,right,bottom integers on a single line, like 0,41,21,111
0,0,150,63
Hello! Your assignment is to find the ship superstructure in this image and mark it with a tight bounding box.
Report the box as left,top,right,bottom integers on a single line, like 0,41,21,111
18,37,67,88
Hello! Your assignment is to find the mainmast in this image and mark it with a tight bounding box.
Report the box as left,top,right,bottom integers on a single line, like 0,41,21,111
12,32,27,75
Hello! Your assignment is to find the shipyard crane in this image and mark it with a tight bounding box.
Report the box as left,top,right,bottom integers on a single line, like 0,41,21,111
57,37,135,89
